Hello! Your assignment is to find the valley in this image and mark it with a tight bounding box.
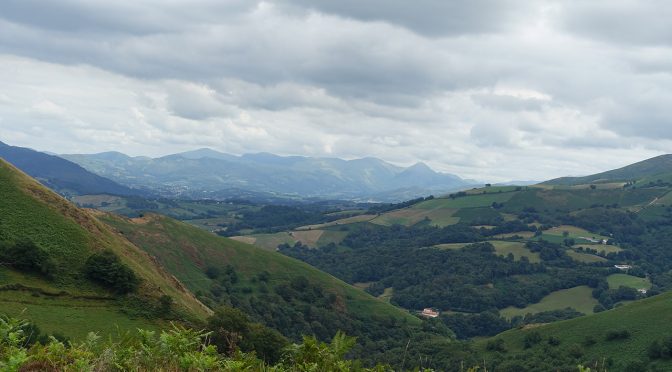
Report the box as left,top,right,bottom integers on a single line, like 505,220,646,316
4,148,672,370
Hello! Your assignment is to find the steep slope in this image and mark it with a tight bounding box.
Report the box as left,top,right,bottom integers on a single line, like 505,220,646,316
544,154,672,185
0,141,139,196
98,212,421,342
0,159,209,338
61,149,470,201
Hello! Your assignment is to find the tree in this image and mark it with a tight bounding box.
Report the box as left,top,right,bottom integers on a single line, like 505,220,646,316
84,251,140,294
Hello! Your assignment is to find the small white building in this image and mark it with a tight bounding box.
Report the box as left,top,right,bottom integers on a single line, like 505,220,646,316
420,308,440,318
638,288,648,295
614,264,632,270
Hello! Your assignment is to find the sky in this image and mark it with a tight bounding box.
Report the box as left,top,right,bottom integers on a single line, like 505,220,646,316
0,0,671,182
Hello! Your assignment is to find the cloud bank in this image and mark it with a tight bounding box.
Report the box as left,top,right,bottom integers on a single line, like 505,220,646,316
0,0,670,181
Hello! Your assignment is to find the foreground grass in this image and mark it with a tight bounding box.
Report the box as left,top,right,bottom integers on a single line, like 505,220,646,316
0,314,389,371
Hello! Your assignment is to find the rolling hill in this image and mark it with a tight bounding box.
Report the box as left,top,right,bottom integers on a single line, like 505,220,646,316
544,153,672,186
0,158,209,338
0,141,141,196
478,291,672,370
60,149,473,201
98,212,423,344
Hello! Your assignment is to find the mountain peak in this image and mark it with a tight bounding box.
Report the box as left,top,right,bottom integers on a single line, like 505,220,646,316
406,162,433,172
177,148,233,160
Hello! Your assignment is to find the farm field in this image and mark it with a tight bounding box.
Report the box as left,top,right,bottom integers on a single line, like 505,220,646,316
544,225,610,241
465,186,521,194
574,244,622,255
607,274,651,290
491,241,540,263
378,287,394,303
567,250,608,263
230,232,296,251
295,214,376,230
434,241,540,262
370,206,459,227
500,286,598,319
653,190,672,205
418,193,516,209
290,230,324,246
233,229,348,250
493,231,535,239
434,242,469,250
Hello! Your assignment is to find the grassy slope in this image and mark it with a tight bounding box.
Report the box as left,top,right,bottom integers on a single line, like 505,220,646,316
0,159,209,337
100,213,421,326
481,291,672,367
607,274,651,290
543,154,672,185
499,286,598,319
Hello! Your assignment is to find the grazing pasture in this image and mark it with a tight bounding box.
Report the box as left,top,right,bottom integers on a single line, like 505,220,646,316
500,286,598,319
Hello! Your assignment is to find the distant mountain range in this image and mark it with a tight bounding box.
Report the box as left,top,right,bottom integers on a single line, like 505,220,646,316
0,141,139,196
60,148,476,201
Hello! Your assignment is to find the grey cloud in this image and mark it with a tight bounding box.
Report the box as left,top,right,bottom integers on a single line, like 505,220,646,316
0,0,255,34
558,0,672,46
470,93,548,112
275,0,535,37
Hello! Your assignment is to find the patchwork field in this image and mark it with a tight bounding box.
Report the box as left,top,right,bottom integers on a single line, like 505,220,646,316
500,286,599,319
607,274,651,290
231,229,348,251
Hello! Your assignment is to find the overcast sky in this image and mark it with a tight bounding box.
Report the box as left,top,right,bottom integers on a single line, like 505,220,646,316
1,0,671,181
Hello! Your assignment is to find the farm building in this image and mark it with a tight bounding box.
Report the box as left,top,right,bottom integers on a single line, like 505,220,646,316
421,308,440,318
614,264,633,270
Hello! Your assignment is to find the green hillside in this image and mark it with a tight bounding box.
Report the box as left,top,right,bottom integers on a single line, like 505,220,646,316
99,213,422,343
544,154,672,186
0,159,209,339
478,291,672,370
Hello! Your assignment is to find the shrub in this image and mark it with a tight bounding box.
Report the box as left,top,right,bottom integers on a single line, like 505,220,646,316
84,251,140,294
524,331,542,349
547,336,561,346
486,338,507,352
0,239,56,278
605,329,631,341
